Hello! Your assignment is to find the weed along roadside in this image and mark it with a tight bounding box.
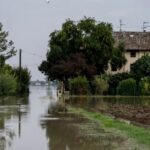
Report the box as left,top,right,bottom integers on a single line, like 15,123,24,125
68,106,150,150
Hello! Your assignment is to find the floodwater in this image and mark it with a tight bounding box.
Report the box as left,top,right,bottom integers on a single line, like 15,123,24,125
0,86,149,150
0,86,57,150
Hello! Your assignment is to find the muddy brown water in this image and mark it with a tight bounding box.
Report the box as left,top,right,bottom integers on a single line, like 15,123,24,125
0,86,149,150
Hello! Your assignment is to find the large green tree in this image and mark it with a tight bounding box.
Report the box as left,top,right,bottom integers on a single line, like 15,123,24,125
0,22,16,67
39,17,115,81
131,55,150,79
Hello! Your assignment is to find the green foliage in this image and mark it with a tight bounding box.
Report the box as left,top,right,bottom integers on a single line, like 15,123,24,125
0,55,5,68
39,17,114,81
111,42,127,71
0,73,17,96
0,22,17,66
0,65,30,95
0,64,13,74
69,76,89,95
108,73,132,95
43,53,96,80
131,55,150,80
117,78,137,96
93,76,109,95
12,67,31,94
139,77,150,95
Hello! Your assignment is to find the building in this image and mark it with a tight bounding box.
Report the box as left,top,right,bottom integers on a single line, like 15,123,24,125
30,80,49,86
108,31,150,74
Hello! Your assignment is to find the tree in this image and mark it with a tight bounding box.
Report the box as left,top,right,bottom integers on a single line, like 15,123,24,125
111,42,127,71
0,23,16,67
131,55,150,79
47,53,96,80
139,77,150,95
117,78,137,96
108,72,132,95
39,17,114,81
12,67,31,93
93,76,109,95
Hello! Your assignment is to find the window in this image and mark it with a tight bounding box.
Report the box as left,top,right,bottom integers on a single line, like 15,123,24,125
130,52,136,57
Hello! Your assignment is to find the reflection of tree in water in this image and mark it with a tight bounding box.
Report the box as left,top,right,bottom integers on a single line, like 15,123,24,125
0,95,29,105
0,114,15,150
0,95,29,150
46,85,57,99
42,119,103,150
0,128,15,150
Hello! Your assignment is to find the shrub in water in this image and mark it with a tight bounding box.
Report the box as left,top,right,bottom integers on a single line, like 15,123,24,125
117,78,136,96
139,77,150,95
108,73,133,95
12,67,31,94
0,73,17,96
69,76,89,95
93,76,109,95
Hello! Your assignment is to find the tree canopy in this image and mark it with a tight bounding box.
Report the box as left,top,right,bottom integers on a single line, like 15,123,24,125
39,17,115,81
131,55,150,79
0,22,17,67
111,42,127,71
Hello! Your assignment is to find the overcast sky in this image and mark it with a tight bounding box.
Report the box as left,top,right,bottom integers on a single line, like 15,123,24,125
0,0,149,80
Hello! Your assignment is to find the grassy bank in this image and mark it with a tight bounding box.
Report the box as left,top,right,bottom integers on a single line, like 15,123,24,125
69,107,150,148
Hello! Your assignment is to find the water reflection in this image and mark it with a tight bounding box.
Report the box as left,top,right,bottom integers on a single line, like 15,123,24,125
41,112,119,150
40,97,125,150
0,95,29,150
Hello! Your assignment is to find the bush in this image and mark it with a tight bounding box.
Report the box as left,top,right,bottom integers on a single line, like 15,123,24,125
0,73,17,96
93,76,109,95
108,73,133,95
12,67,31,94
139,77,150,95
69,76,89,95
0,64,13,74
117,78,137,96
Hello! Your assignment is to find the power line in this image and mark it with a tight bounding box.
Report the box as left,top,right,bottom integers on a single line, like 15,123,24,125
10,63,40,67
22,50,45,59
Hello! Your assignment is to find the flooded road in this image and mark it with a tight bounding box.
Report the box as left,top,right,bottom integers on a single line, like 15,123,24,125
0,86,150,150
0,86,57,150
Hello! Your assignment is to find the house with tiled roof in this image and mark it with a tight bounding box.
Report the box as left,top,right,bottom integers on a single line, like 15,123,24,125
108,31,150,73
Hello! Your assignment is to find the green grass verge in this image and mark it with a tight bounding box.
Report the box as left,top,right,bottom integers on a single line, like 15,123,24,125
69,107,150,148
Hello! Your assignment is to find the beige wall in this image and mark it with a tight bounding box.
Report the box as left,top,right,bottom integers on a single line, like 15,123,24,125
107,50,149,74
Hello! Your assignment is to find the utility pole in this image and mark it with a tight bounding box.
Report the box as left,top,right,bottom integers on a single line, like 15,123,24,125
18,49,22,137
119,19,125,32
142,21,150,32
19,49,22,84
